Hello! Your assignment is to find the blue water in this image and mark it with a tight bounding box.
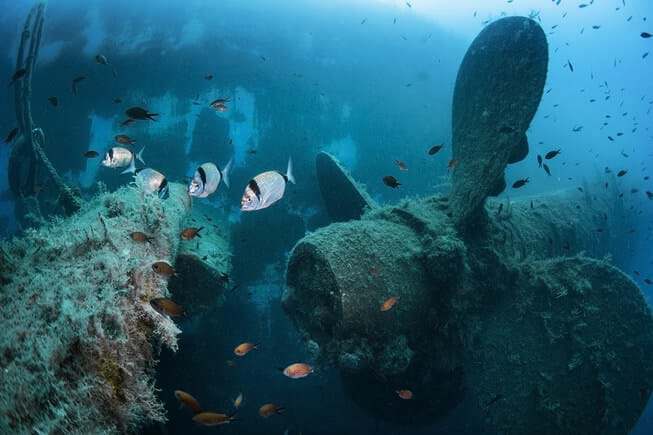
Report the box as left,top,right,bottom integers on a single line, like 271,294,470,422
1,1,652,434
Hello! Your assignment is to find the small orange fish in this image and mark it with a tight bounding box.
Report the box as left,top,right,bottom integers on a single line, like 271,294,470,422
130,231,153,243
115,134,136,145
150,298,184,317
396,389,413,400
380,296,400,312
181,226,203,240
234,342,259,356
282,363,313,379
259,403,285,418
174,390,203,414
448,159,458,169
192,411,237,426
395,160,407,171
152,261,175,277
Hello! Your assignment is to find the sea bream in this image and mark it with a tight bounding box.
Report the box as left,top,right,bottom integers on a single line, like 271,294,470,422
102,146,145,174
241,157,295,211
135,168,169,199
188,158,233,198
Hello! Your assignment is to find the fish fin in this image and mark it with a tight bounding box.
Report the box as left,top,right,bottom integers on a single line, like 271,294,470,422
276,407,286,415
222,157,233,188
136,146,146,165
286,156,296,184
146,113,159,121
121,158,136,174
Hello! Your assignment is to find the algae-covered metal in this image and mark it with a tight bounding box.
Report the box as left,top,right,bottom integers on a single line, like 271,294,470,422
283,16,653,433
450,17,548,228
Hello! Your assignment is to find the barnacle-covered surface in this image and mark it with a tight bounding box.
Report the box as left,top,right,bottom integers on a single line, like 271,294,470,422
170,202,232,313
462,256,653,435
449,16,548,228
0,183,191,434
284,178,653,429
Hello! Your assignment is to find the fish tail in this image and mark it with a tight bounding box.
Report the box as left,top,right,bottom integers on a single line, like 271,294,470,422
222,157,233,188
136,146,146,165
146,113,159,121
286,156,296,184
121,158,136,174
275,407,286,415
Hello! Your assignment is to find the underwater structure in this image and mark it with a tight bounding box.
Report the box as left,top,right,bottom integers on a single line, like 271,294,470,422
0,182,231,433
283,17,653,434
0,5,231,433
8,4,81,228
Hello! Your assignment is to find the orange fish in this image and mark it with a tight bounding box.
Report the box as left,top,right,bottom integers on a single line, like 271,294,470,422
181,226,203,240
150,298,184,317
395,160,407,171
259,403,285,418
130,231,153,243
396,389,413,400
380,296,400,312
152,261,175,277
448,159,458,169
192,411,237,426
174,390,203,414
234,342,259,356
115,134,136,145
282,363,313,379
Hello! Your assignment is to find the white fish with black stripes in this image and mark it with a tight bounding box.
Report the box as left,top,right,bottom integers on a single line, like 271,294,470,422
240,157,295,211
101,146,145,174
135,168,169,199
188,158,233,198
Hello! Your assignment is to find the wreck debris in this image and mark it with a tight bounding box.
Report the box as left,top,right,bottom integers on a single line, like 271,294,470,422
8,3,81,226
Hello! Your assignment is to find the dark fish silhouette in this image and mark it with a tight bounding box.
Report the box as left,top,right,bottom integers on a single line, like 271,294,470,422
545,150,561,160
543,164,551,176
47,96,58,107
617,170,627,177
126,107,159,121
537,155,542,168
428,144,443,155
567,59,574,72
83,150,99,158
7,68,27,87
4,127,19,144
512,178,529,189
383,176,401,188
641,32,652,39
72,76,86,96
